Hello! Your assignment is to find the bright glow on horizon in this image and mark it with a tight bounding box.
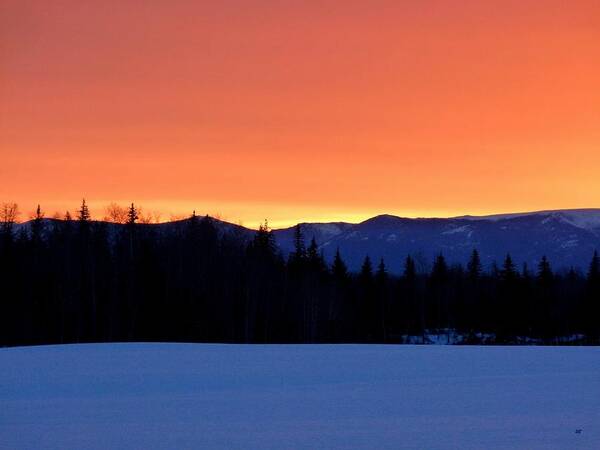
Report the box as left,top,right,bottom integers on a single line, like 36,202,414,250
10,200,600,230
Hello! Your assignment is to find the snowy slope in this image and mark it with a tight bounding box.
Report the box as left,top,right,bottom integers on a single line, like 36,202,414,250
12,209,600,273
272,222,353,252
317,212,600,273
1,344,599,450
457,209,600,231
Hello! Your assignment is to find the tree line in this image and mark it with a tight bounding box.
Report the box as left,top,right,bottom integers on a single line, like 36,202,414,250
1,201,599,347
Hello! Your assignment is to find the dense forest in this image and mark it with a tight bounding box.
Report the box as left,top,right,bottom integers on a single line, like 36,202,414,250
1,201,599,347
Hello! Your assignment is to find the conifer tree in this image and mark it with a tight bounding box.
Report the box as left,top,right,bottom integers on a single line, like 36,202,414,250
30,205,44,243
292,224,305,259
537,256,553,283
375,258,389,341
288,224,306,272
501,254,518,282
307,237,325,273
496,253,519,340
76,199,91,250
376,258,387,284
429,254,449,330
360,255,373,280
584,251,600,341
185,210,201,252
536,255,554,339
431,254,448,282
328,247,348,341
250,220,278,263
467,249,482,281
77,199,90,222
126,203,138,226
331,248,348,280
404,255,416,280
588,251,600,283
2,202,600,347
400,255,419,336
359,255,375,340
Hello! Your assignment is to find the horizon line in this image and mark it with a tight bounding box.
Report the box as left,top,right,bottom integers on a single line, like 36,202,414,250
9,205,600,230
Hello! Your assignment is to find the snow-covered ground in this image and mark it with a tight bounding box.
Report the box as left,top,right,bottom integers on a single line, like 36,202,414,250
1,344,599,450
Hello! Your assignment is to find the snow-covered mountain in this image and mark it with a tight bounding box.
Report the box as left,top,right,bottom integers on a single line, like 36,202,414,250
456,208,600,231
273,209,600,273
272,222,353,251
12,209,600,274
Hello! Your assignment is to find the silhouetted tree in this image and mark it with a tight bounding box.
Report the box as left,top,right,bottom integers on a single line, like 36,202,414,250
359,255,375,341
288,224,306,271
467,249,482,281
77,199,90,222
496,254,519,341
126,203,138,226
306,237,326,274
30,205,44,245
332,248,348,281
1,203,598,347
429,254,449,330
375,258,388,341
401,255,421,338
536,256,554,340
584,251,600,341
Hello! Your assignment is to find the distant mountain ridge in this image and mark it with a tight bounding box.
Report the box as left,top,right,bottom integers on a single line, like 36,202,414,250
273,209,600,273
14,209,600,274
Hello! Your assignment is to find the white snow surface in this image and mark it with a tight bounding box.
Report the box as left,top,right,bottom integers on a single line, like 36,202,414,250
303,223,348,239
1,343,599,450
442,224,472,235
457,209,600,231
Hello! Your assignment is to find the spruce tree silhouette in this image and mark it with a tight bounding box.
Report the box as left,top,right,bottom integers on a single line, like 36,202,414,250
375,258,388,341
77,199,90,222
467,249,482,281
429,254,449,331
288,224,306,275
585,251,600,340
332,248,348,281
0,202,599,347
30,205,45,246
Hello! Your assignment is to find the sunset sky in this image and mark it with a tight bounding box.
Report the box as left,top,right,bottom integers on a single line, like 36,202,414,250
1,1,599,227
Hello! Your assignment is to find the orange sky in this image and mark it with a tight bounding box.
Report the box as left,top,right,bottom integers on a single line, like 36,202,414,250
1,1,600,228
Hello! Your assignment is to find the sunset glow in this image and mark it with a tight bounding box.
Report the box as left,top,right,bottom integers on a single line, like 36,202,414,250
2,1,600,227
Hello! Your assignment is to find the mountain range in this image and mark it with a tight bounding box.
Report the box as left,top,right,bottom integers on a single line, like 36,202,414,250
14,208,600,274
272,209,600,274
